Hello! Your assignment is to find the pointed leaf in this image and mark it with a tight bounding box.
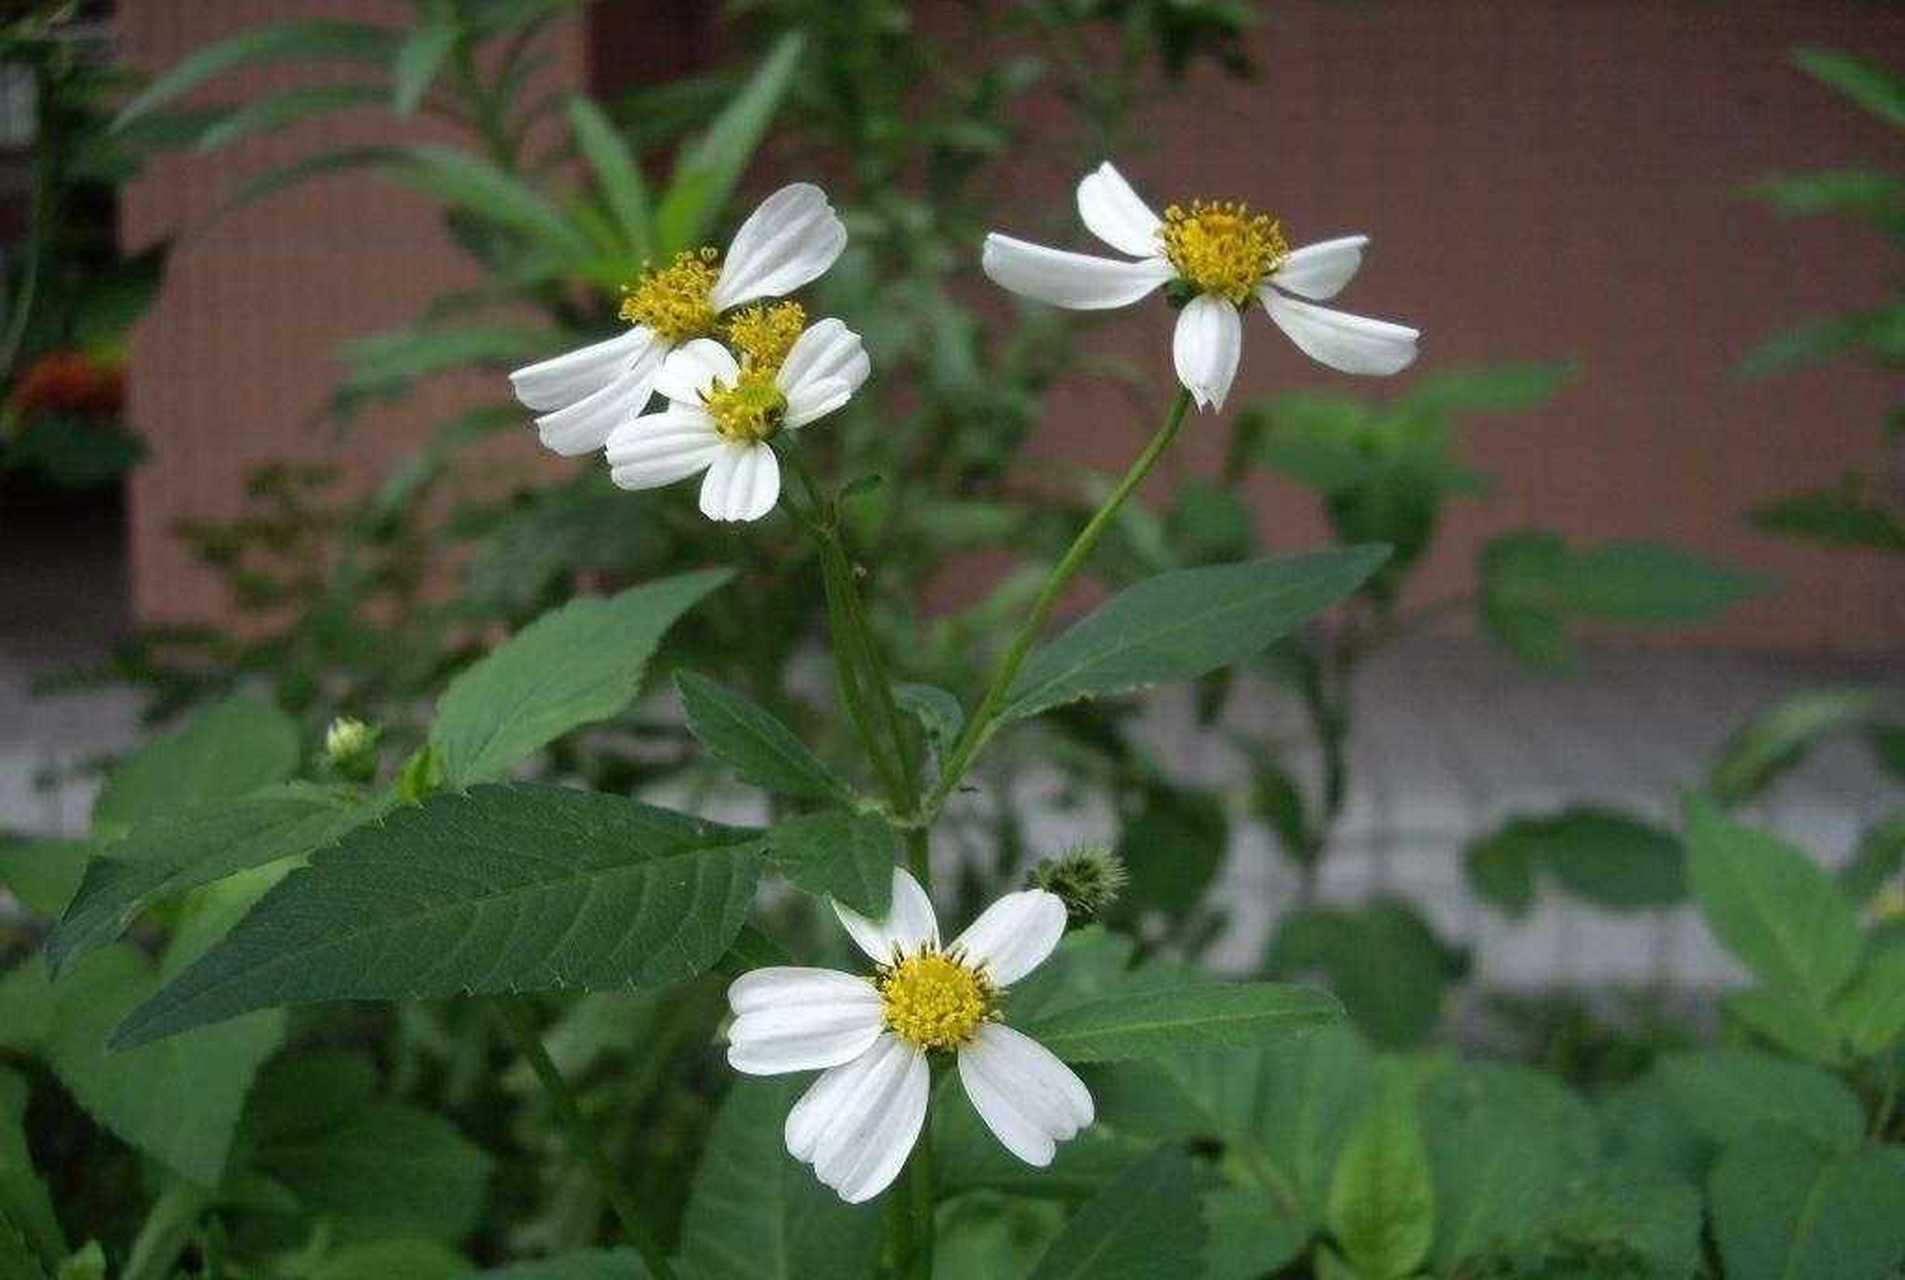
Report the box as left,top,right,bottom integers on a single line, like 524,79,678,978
1027,1147,1204,1280
391,22,458,114
115,21,404,126
93,695,300,830
1327,1060,1433,1280
1001,548,1388,723
1021,982,1343,1063
431,570,730,784
1658,1050,1864,1152
654,34,805,251
110,784,762,1047
567,96,653,260
766,810,894,917
677,671,848,801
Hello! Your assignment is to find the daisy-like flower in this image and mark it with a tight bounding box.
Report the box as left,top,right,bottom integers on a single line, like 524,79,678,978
726,868,1093,1204
508,183,847,456
983,162,1420,410
603,305,870,522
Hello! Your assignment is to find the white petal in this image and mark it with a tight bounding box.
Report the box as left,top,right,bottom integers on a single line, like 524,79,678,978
533,342,667,456
950,889,1066,986
808,1034,929,1204
1076,162,1163,258
509,326,657,412
697,443,781,522
1270,235,1368,301
1263,291,1420,376
730,966,879,1015
777,318,870,400
981,233,1171,310
786,1039,888,1162
655,338,740,405
957,1023,1094,1168
834,868,940,966
712,182,848,312
727,995,885,1075
783,376,853,430
604,409,723,490
1172,294,1244,412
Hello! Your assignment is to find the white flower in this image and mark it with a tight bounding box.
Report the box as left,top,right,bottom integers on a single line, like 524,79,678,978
508,183,848,456
726,868,1093,1204
982,162,1420,411
603,311,869,522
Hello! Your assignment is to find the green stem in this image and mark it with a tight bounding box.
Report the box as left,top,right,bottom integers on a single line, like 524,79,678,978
497,1001,680,1280
121,1180,208,1280
927,388,1193,813
902,1120,936,1278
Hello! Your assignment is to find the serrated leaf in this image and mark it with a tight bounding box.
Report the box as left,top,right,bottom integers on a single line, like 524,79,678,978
675,1078,881,1278
677,671,847,801
1021,982,1342,1063
766,810,894,916
1684,794,1862,1006
1327,1060,1433,1280
1027,1147,1204,1280
1709,1127,1905,1280
1658,1049,1864,1152
1001,548,1388,723
431,570,729,784
115,20,404,126
50,783,379,976
44,945,284,1185
93,695,300,830
110,785,762,1048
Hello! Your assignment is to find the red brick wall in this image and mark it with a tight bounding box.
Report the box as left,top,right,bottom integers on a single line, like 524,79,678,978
120,2,1905,650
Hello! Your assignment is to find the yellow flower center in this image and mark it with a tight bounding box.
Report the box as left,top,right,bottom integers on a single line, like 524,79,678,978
878,949,995,1051
703,364,787,443
724,301,807,370
619,248,721,343
1159,200,1290,305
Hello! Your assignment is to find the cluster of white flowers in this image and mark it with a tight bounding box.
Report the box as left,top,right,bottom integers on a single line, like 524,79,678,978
510,164,1420,522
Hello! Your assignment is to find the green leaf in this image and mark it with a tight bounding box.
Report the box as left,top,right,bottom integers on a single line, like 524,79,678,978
303,1240,468,1280
894,684,965,767
1750,486,1905,553
1265,900,1466,1049
1326,1060,1433,1280
1830,943,1905,1057
934,1087,1151,1201
191,84,389,151
1401,362,1571,415
1726,986,1848,1065
114,21,404,126
391,22,458,114
1000,548,1388,723
479,1251,652,1279
1795,47,1905,129
1709,1127,1905,1280
110,784,762,1047
0,837,91,919
50,784,377,976
1741,305,1905,377
387,146,599,264
256,1099,491,1242
44,944,285,1185
1657,1049,1864,1152
567,96,653,261
93,694,300,830
1021,981,1343,1063
766,810,894,917
1119,782,1227,919
431,570,729,784
1421,1063,1600,1271
1027,1147,1205,1280
675,1078,881,1278
1756,169,1905,221
0,1070,64,1271
1708,688,1880,807
677,671,847,801
1199,1188,1307,1280
1842,813,1905,906
1684,794,1862,1006
654,34,805,251
1463,808,1683,916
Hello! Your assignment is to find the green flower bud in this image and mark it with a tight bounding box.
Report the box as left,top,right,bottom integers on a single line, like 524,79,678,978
1026,846,1128,925
324,716,380,782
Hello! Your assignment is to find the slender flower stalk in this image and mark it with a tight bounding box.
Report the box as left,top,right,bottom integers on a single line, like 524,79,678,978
926,387,1193,814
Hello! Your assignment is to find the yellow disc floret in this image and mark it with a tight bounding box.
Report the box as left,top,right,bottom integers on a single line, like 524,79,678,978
725,301,807,371
878,949,995,1051
702,364,787,443
619,247,721,343
1159,200,1290,305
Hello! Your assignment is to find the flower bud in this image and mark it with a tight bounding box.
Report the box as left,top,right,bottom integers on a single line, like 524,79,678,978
1026,846,1128,925
324,716,380,782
